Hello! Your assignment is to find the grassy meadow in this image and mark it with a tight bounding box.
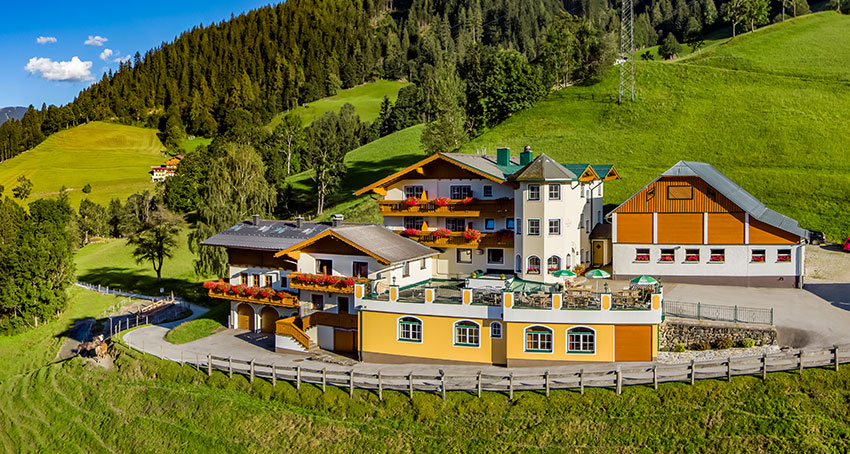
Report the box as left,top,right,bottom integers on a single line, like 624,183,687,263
269,80,410,129
177,136,213,154
0,121,164,207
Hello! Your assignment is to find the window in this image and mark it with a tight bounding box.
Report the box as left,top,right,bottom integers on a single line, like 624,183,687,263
252,273,261,286
404,216,423,230
404,186,423,198
487,249,504,265
579,213,584,229
707,187,717,201
515,255,522,272
421,258,427,270
527,256,541,274
516,218,522,234
311,294,324,311
240,273,248,285
566,254,572,267
778,249,792,262
506,218,515,230
710,248,725,263
264,275,273,287
586,219,590,232
280,276,288,288
528,219,540,236
635,248,650,262
660,249,675,262
446,218,466,232
338,296,350,314
646,186,656,202
450,185,472,199
352,261,369,278
548,219,560,235
567,327,595,354
454,321,480,347
685,249,700,263
490,321,502,339
483,185,493,198
398,317,422,342
317,259,333,275
667,184,694,200
751,249,766,263
527,184,540,201
525,326,553,352
547,256,561,274
457,248,472,264
403,261,410,277
580,185,585,198
485,218,495,230
586,188,590,199
548,184,561,200
597,211,602,225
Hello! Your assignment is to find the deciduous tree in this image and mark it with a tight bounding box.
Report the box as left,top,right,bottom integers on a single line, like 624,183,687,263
128,209,181,282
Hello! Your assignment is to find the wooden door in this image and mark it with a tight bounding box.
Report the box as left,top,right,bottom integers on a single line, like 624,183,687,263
236,304,253,330
260,307,278,333
592,241,604,266
334,329,355,353
614,325,652,361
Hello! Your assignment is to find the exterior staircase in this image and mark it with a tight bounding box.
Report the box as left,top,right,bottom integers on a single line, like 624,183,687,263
307,344,358,366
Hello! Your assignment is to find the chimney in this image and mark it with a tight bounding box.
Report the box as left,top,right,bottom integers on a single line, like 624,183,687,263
252,214,259,226
520,145,533,166
295,215,304,229
496,147,510,166
332,214,344,227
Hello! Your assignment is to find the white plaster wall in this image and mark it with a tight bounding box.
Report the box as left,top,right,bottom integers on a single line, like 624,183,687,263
612,244,802,277
228,265,292,290
386,178,513,200
384,216,513,232
437,247,514,278
298,253,381,279
275,334,307,352
317,325,335,350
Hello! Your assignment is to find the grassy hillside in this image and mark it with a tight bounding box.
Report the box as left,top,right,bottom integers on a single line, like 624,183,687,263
0,121,164,207
2,288,850,451
269,80,409,129
457,12,850,240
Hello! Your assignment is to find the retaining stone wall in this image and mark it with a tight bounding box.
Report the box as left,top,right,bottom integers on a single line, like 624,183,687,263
660,318,776,349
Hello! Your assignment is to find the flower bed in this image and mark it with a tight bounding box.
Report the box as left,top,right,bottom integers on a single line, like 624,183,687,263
462,229,482,241
432,228,452,239
433,197,450,207
404,196,420,206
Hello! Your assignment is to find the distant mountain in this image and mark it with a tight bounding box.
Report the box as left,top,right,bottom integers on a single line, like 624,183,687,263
0,107,26,125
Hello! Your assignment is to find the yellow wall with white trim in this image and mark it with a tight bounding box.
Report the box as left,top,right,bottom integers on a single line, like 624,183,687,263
505,322,616,362
360,311,506,364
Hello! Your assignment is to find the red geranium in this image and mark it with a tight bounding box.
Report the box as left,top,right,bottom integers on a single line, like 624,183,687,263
259,287,276,298
778,256,791,262
203,281,217,290
635,255,650,262
461,196,473,204
217,282,232,293
404,196,420,206
231,284,247,295
433,228,452,239
402,228,420,237
277,291,291,299
245,286,261,296
462,229,482,241
342,278,356,286
433,197,450,207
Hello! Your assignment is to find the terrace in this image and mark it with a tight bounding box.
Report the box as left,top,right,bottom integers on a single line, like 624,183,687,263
205,281,300,309
287,272,370,295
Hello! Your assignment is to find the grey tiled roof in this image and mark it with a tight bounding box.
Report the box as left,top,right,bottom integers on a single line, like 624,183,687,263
509,153,578,181
662,161,807,238
441,153,524,180
200,220,331,251
331,224,440,264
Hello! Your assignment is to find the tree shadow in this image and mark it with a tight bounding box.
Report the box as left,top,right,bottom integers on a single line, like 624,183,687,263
77,267,210,303
804,282,850,311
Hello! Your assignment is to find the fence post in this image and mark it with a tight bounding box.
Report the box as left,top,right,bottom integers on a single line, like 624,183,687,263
726,357,731,382
377,371,382,400
207,354,211,377
440,370,446,401
690,360,695,385
545,370,550,398
350,370,355,398
272,364,277,387
322,368,327,393
616,368,622,395
228,357,232,379
653,365,658,390
579,369,585,395
799,351,804,375
136,314,139,327
770,308,774,325
509,373,514,400
697,302,701,320
180,351,183,367
835,345,840,372
477,371,482,398
762,353,767,380
408,373,414,399
734,305,738,323
296,366,301,390
250,359,255,383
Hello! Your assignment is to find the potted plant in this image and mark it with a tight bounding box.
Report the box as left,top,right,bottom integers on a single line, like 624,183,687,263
245,286,261,296
402,228,420,237
404,196,420,206
217,281,232,293
777,255,791,262
434,196,450,207
342,278,356,286
752,255,765,262
635,254,650,262
433,228,452,239
203,280,218,290
259,287,276,298
461,196,473,204
685,255,699,262
710,255,725,262
462,229,482,241
231,284,247,295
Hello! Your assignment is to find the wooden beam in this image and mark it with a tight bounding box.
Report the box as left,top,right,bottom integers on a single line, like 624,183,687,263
415,167,424,175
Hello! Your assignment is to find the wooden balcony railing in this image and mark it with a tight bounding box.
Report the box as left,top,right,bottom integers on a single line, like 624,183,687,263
276,316,310,349
398,230,514,249
207,288,300,308
378,198,513,218
288,272,369,294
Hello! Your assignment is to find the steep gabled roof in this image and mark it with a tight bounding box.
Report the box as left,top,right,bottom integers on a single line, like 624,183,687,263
612,161,808,238
200,219,331,251
509,153,577,181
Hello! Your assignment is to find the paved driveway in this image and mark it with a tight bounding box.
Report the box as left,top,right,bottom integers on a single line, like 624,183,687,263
665,279,850,347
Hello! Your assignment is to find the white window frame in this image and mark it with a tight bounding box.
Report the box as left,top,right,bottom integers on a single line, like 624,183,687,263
548,219,560,235
547,255,561,274
527,256,541,274
528,219,540,236
524,325,553,353
482,185,493,198
398,316,423,343
527,184,541,201
453,320,481,347
548,183,561,200
403,186,423,198
567,326,596,354
450,185,472,200
457,248,473,264
490,321,503,339
487,248,504,265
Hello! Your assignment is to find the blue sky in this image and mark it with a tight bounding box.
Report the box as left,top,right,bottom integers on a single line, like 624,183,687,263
0,0,273,108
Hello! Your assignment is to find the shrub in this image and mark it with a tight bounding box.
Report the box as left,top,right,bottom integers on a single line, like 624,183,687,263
693,340,711,351
659,34,682,60
715,336,734,350
673,343,687,353
741,338,756,348
82,183,92,193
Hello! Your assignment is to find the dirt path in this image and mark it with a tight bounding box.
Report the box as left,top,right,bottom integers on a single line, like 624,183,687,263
54,318,94,362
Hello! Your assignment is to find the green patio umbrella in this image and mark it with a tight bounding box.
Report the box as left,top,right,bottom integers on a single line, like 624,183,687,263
552,269,577,278
630,275,658,286
584,269,611,292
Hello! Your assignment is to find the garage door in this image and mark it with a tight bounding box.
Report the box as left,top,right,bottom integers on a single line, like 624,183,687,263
237,304,253,330
334,329,355,353
614,325,652,361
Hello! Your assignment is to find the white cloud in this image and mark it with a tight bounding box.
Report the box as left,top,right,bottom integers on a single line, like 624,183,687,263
113,55,131,63
36,36,57,44
99,48,113,60
25,56,93,82
84,35,108,46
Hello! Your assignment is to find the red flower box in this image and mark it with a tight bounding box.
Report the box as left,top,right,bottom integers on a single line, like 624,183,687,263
259,288,276,298
217,282,231,293
685,255,699,262
433,197,450,207
635,255,650,262
277,291,291,299
461,196,473,204
659,255,674,262
231,284,247,295
342,278,356,286
527,267,540,273
203,280,218,290
462,229,482,241
404,196,420,206
245,286,261,296
402,228,420,237
751,256,765,262
778,256,791,262
433,228,452,239
710,255,725,262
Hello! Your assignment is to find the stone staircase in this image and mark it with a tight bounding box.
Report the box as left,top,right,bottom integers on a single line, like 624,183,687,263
307,344,358,366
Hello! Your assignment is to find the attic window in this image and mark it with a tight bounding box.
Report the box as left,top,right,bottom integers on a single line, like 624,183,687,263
646,186,655,202
707,187,717,201
667,185,693,200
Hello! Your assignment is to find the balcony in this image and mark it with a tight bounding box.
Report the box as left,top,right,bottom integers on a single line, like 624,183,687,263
398,230,514,249
206,286,300,308
288,272,370,294
378,198,513,218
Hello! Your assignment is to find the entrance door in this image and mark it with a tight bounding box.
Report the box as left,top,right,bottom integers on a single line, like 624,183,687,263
592,241,605,266
614,325,652,361
334,329,355,353
338,296,350,314
260,307,278,333
236,303,254,330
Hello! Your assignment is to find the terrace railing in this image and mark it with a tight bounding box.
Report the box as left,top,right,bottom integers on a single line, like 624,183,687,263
663,300,773,325
379,198,513,218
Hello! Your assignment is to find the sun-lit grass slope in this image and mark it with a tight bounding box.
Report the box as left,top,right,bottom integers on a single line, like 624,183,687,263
289,123,425,222
685,12,850,82
75,226,215,301
0,121,164,207
269,80,410,128
464,15,850,240
177,136,212,154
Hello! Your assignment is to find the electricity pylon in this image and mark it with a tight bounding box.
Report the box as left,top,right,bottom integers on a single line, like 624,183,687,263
618,0,635,104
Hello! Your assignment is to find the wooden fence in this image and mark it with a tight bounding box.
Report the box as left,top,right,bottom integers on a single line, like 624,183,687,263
144,344,850,400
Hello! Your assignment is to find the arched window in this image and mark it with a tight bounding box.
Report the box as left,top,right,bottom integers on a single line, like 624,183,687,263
525,325,553,352
398,317,422,342
515,254,522,273
527,256,541,274
567,327,595,354
454,320,480,347
566,254,572,268
547,256,561,274
490,321,502,339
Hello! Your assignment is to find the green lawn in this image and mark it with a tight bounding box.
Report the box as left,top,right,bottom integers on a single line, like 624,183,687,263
268,80,410,129
177,136,213,154
74,225,215,301
457,11,850,240
0,121,165,207
164,303,229,344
